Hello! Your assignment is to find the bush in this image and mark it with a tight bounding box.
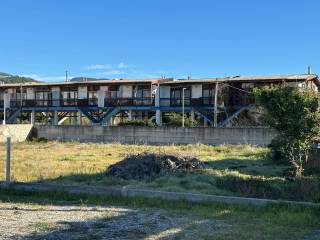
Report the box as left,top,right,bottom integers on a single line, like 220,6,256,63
163,113,200,127
215,174,320,202
118,119,155,127
253,86,320,176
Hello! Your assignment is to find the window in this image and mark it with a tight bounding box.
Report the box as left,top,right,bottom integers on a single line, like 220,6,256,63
170,87,191,106
203,85,214,105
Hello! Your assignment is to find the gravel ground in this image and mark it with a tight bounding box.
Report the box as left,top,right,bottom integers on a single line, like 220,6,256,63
0,202,232,240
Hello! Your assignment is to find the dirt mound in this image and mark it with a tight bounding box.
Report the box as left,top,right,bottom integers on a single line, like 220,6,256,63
106,151,204,180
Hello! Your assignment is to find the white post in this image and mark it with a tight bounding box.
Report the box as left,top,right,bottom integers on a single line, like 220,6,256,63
6,137,11,184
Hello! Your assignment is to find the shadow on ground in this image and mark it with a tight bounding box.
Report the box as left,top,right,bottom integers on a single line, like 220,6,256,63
0,202,231,240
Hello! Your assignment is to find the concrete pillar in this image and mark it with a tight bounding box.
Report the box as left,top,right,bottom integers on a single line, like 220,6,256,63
77,110,82,125
109,117,113,126
156,110,162,126
128,110,133,121
190,110,195,122
31,110,36,125
204,118,208,127
53,110,58,125
71,112,77,125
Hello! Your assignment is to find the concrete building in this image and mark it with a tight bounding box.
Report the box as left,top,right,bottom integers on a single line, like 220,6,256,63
0,74,318,126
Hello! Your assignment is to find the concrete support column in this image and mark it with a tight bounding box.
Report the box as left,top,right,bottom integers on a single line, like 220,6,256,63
77,110,82,125
71,112,77,125
156,110,162,126
128,110,133,121
204,118,208,127
53,110,58,125
190,110,195,122
31,110,36,125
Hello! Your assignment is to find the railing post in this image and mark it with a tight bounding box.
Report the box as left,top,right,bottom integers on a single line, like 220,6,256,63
6,137,11,184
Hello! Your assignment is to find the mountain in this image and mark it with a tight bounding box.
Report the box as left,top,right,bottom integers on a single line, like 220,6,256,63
70,77,109,82
0,72,38,84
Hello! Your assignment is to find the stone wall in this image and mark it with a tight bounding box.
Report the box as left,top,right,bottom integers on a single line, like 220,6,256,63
34,125,276,146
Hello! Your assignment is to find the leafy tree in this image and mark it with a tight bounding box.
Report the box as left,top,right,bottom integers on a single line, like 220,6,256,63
253,86,320,176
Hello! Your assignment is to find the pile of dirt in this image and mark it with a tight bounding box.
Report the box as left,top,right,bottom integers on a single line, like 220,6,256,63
106,151,204,180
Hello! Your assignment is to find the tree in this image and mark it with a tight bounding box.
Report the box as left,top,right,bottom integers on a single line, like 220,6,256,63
253,86,320,176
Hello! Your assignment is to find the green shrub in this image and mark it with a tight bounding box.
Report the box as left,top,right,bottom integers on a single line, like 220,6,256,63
163,113,200,127
215,174,320,202
253,86,320,176
118,119,155,127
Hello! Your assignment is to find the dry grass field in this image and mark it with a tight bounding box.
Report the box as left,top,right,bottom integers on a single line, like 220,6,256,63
0,141,319,240
0,140,319,202
0,141,268,182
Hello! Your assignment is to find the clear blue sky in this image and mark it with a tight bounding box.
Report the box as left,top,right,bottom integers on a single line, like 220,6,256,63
0,0,319,81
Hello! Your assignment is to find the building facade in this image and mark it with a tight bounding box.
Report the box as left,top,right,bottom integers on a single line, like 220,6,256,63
0,74,318,126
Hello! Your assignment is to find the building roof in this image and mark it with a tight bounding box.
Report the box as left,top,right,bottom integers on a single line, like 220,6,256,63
164,74,319,85
0,74,318,88
0,78,167,88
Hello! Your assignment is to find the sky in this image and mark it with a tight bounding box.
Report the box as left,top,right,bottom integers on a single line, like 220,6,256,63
0,0,320,82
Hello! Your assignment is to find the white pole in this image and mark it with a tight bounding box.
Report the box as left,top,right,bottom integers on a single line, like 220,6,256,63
6,137,11,184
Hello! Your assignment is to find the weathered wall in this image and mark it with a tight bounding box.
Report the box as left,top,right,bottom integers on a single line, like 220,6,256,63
0,124,33,142
34,125,276,146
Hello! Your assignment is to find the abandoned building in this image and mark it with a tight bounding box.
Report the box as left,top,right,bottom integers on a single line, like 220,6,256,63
0,74,318,126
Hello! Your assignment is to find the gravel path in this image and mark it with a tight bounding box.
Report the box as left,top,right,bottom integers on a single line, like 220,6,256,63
0,202,232,240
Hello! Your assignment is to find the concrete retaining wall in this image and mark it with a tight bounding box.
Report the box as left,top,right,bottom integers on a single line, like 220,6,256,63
34,125,276,146
3,182,318,208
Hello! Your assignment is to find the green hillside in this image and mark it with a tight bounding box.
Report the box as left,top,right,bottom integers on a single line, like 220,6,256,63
0,72,38,83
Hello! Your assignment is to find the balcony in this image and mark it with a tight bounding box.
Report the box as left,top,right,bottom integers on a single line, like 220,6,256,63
105,97,153,106
160,97,214,107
